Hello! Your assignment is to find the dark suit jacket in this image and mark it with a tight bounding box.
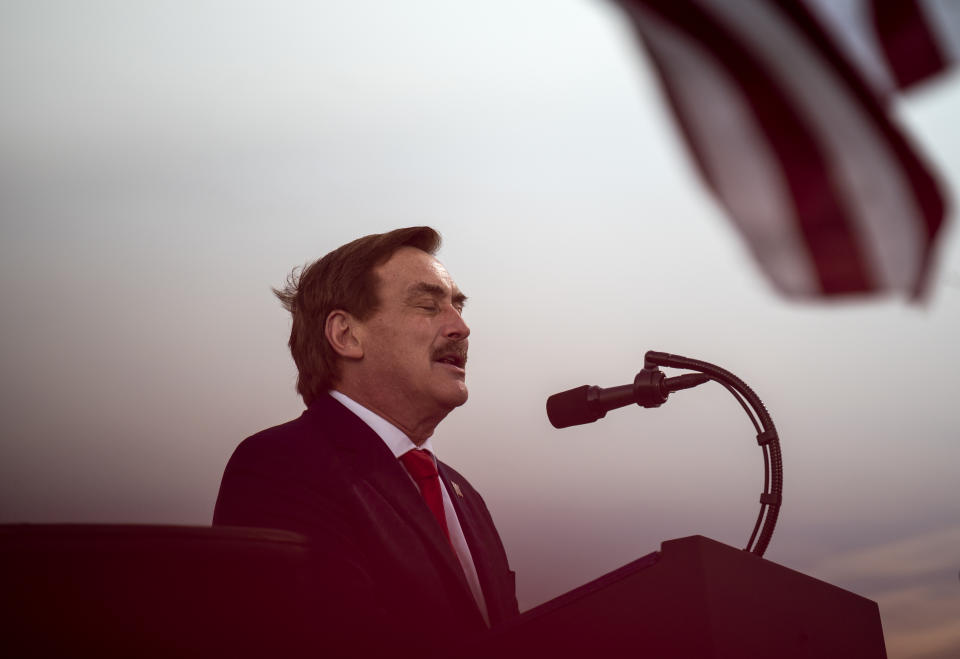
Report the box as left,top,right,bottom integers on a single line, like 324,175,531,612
213,393,518,654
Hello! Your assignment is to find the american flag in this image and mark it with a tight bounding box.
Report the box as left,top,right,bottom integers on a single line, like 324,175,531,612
613,0,958,298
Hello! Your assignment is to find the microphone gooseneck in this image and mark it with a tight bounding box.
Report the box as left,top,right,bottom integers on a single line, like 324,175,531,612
545,350,783,557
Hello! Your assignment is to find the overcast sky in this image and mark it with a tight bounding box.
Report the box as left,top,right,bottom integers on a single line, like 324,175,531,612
2,2,959,657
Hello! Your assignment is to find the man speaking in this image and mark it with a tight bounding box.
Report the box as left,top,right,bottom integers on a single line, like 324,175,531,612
213,227,518,654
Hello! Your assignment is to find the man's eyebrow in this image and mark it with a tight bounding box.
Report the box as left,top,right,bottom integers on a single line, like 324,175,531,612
406,282,468,306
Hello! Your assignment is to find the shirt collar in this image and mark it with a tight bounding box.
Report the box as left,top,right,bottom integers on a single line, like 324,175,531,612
328,390,435,458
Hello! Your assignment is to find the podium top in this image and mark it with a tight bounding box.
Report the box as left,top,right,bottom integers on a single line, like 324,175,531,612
481,535,886,659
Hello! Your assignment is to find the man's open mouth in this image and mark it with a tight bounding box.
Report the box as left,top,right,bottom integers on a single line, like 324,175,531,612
434,353,467,369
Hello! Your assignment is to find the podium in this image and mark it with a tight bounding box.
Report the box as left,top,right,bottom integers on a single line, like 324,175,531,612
479,535,886,658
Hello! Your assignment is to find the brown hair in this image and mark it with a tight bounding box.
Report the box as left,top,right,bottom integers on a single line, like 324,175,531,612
274,226,441,406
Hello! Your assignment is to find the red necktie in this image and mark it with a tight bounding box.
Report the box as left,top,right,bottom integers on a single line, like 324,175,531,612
399,449,451,544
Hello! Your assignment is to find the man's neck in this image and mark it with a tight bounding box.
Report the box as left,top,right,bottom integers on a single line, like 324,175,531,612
330,385,446,445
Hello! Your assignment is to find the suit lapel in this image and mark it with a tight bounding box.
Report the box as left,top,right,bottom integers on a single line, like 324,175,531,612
438,463,500,621
308,395,478,612
362,461,471,593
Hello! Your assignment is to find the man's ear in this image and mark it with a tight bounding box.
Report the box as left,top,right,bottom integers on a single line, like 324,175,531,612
325,310,364,359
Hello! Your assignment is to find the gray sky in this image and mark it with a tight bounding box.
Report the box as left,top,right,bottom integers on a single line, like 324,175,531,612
2,2,959,656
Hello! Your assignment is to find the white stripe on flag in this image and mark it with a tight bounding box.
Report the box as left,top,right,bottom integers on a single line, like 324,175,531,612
803,0,897,98
923,0,960,63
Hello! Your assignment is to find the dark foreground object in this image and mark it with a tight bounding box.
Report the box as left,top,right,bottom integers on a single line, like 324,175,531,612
0,526,886,658
480,534,886,659
0,525,337,658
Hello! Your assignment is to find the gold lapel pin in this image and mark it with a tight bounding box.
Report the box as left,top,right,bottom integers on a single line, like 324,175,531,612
451,481,464,498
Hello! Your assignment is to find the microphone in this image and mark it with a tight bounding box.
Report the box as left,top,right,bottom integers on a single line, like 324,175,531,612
546,370,710,429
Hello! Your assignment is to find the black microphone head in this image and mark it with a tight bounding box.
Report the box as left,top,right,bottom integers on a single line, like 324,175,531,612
546,385,602,429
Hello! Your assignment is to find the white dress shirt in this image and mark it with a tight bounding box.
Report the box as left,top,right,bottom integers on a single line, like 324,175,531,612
328,390,490,626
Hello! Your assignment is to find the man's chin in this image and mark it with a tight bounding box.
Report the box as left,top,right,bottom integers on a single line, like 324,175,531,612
436,384,468,410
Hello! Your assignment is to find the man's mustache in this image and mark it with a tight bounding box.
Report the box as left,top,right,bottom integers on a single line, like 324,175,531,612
431,342,468,367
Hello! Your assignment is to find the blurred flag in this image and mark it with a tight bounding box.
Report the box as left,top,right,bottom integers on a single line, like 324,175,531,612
817,0,960,96
613,0,957,298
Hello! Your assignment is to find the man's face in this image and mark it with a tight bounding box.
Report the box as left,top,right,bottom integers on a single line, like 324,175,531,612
355,247,470,417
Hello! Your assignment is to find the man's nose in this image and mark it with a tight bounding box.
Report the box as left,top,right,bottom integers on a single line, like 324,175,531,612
444,307,470,340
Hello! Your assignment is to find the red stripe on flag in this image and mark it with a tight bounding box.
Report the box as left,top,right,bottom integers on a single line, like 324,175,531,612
871,0,949,91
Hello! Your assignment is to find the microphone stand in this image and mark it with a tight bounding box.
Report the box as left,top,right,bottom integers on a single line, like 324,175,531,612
642,351,783,557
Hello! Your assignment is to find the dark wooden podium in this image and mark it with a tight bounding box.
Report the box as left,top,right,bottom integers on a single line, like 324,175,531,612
479,535,887,658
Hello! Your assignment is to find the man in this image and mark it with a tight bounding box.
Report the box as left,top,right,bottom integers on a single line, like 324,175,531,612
213,227,518,654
